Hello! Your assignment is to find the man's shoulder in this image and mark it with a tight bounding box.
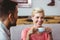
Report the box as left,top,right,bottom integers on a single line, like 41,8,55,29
0,30,6,39
0,28,10,40
0,25,5,33
0,27,5,36
0,32,8,40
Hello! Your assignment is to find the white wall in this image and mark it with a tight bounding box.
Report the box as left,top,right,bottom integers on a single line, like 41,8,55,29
18,0,60,16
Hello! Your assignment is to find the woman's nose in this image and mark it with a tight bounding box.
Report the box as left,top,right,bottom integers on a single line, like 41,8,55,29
38,18,42,21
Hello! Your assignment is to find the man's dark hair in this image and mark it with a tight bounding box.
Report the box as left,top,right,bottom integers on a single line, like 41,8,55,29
0,0,18,18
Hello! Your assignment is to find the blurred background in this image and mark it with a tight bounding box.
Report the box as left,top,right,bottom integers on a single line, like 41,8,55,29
11,0,60,40
14,0,60,25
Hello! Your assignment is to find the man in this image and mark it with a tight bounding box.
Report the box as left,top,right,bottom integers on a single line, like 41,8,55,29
0,0,18,40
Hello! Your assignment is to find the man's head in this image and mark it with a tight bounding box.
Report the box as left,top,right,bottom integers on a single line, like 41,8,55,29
0,0,18,27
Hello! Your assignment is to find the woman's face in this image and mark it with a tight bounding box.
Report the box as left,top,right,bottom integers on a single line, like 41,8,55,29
32,13,44,28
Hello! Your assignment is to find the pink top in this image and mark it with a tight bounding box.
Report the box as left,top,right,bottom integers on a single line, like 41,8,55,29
21,28,50,40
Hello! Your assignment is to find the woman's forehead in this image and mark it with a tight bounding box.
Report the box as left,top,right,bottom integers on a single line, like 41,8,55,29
34,13,44,16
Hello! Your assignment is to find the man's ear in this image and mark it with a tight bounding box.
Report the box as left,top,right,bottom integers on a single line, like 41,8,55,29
8,13,13,21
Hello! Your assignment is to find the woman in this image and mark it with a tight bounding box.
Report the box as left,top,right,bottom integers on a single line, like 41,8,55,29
21,8,53,40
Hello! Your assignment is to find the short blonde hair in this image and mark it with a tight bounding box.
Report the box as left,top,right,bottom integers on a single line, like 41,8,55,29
32,8,44,16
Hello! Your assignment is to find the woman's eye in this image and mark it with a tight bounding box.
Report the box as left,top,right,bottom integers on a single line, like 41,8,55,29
41,17,44,19
36,17,39,19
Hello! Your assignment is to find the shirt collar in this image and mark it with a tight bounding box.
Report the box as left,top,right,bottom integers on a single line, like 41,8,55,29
0,21,10,36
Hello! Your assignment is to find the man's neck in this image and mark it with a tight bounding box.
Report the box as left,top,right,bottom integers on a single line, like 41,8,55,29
3,20,10,30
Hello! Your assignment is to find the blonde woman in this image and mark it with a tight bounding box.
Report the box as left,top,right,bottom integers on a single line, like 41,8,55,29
21,8,53,40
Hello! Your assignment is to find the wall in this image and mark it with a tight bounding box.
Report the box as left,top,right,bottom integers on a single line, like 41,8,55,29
18,0,60,16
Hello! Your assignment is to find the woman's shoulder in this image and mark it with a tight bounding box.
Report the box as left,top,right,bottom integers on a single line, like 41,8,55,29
22,27,30,33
